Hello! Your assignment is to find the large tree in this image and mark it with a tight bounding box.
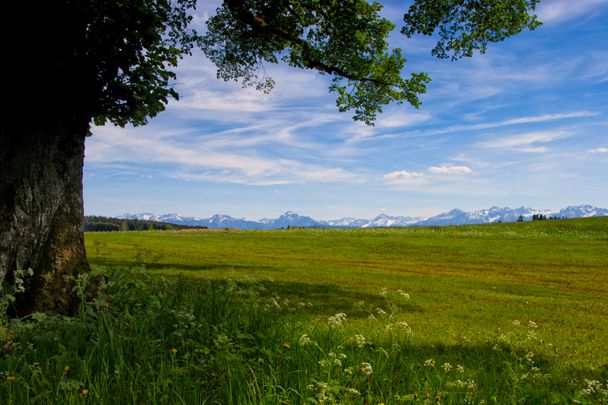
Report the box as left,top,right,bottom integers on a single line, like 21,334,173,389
1,0,540,315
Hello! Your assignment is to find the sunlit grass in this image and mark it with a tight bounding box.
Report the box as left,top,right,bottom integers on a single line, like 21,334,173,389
87,217,608,369
0,217,606,403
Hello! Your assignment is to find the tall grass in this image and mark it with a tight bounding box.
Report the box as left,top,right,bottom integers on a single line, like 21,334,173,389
1,268,607,404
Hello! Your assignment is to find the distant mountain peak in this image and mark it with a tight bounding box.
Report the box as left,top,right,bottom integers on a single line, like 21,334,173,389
115,204,607,230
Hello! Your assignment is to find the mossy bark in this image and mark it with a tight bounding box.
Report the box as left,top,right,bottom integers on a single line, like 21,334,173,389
0,117,91,315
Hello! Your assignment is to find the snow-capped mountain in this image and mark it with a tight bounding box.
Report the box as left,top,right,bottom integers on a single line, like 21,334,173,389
270,211,321,228
556,205,608,218
118,204,607,230
416,206,553,226
321,217,369,227
361,213,423,228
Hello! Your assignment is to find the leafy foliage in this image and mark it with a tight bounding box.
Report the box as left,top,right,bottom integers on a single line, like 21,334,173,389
202,0,431,124
14,0,541,127
84,0,200,126
401,0,542,60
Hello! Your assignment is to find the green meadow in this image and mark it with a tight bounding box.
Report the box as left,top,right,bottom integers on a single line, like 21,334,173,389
2,218,608,403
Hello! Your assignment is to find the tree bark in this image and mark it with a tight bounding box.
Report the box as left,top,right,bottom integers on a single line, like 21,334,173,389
0,117,91,316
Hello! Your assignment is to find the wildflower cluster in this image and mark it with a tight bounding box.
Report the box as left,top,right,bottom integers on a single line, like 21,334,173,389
580,379,608,400
299,334,315,347
319,352,347,368
454,379,477,403
353,334,368,349
327,313,347,328
359,362,373,376
307,380,362,404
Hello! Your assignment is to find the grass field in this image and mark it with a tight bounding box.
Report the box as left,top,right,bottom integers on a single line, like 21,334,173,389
2,218,607,403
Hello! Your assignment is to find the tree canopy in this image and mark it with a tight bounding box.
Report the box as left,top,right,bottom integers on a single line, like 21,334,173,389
19,0,539,129
202,0,540,124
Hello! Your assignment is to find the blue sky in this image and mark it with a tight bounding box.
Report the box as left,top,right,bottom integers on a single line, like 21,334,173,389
85,0,608,220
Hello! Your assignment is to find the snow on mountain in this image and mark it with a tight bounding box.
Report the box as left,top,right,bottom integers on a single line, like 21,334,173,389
417,206,555,226
119,205,607,230
557,205,608,218
269,211,323,228
362,213,422,228
321,217,369,227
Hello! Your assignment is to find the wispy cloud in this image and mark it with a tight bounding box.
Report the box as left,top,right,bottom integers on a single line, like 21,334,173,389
428,166,472,175
87,124,361,185
590,147,608,153
413,111,596,137
476,130,573,153
537,0,608,24
375,111,432,129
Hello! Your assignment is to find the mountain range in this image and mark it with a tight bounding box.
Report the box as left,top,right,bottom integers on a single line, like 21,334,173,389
117,204,608,230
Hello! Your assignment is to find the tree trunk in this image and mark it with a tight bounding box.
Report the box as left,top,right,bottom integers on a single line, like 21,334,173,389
0,117,91,316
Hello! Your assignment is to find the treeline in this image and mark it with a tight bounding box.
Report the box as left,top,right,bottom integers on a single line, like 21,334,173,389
84,216,206,232
516,214,562,222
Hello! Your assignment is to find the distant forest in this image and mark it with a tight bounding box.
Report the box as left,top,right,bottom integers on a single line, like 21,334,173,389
84,216,206,232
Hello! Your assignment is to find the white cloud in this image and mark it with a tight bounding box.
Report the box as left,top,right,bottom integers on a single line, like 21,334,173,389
590,147,608,154
420,111,596,137
87,124,361,185
383,170,429,188
376,111,432,129
537,0,608,24
384,170,424,181
476,130,572,153
427,166,472,175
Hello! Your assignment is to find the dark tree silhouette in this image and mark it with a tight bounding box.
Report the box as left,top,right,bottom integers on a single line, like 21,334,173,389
1,0,540,314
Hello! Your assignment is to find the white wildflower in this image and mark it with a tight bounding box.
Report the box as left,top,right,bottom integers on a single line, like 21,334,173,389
424,359,435,368
375,307,387,317
397,321,412,336
346,388,360,396
299,334,314,347
528,320,538,329
442,362,453,372
354,334,367,348
269,297,281,309
525,330,537,342
525,351,535,364
327,313,347,328
512,320,521,327
359,362,373,376
456,364,465,373
397,289,410,300
581,379,608,398
379,287,389,297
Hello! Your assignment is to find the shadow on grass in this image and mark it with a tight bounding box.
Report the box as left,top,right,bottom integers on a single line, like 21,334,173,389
257,280,424,318
90,259,278,273
92,262,423,319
